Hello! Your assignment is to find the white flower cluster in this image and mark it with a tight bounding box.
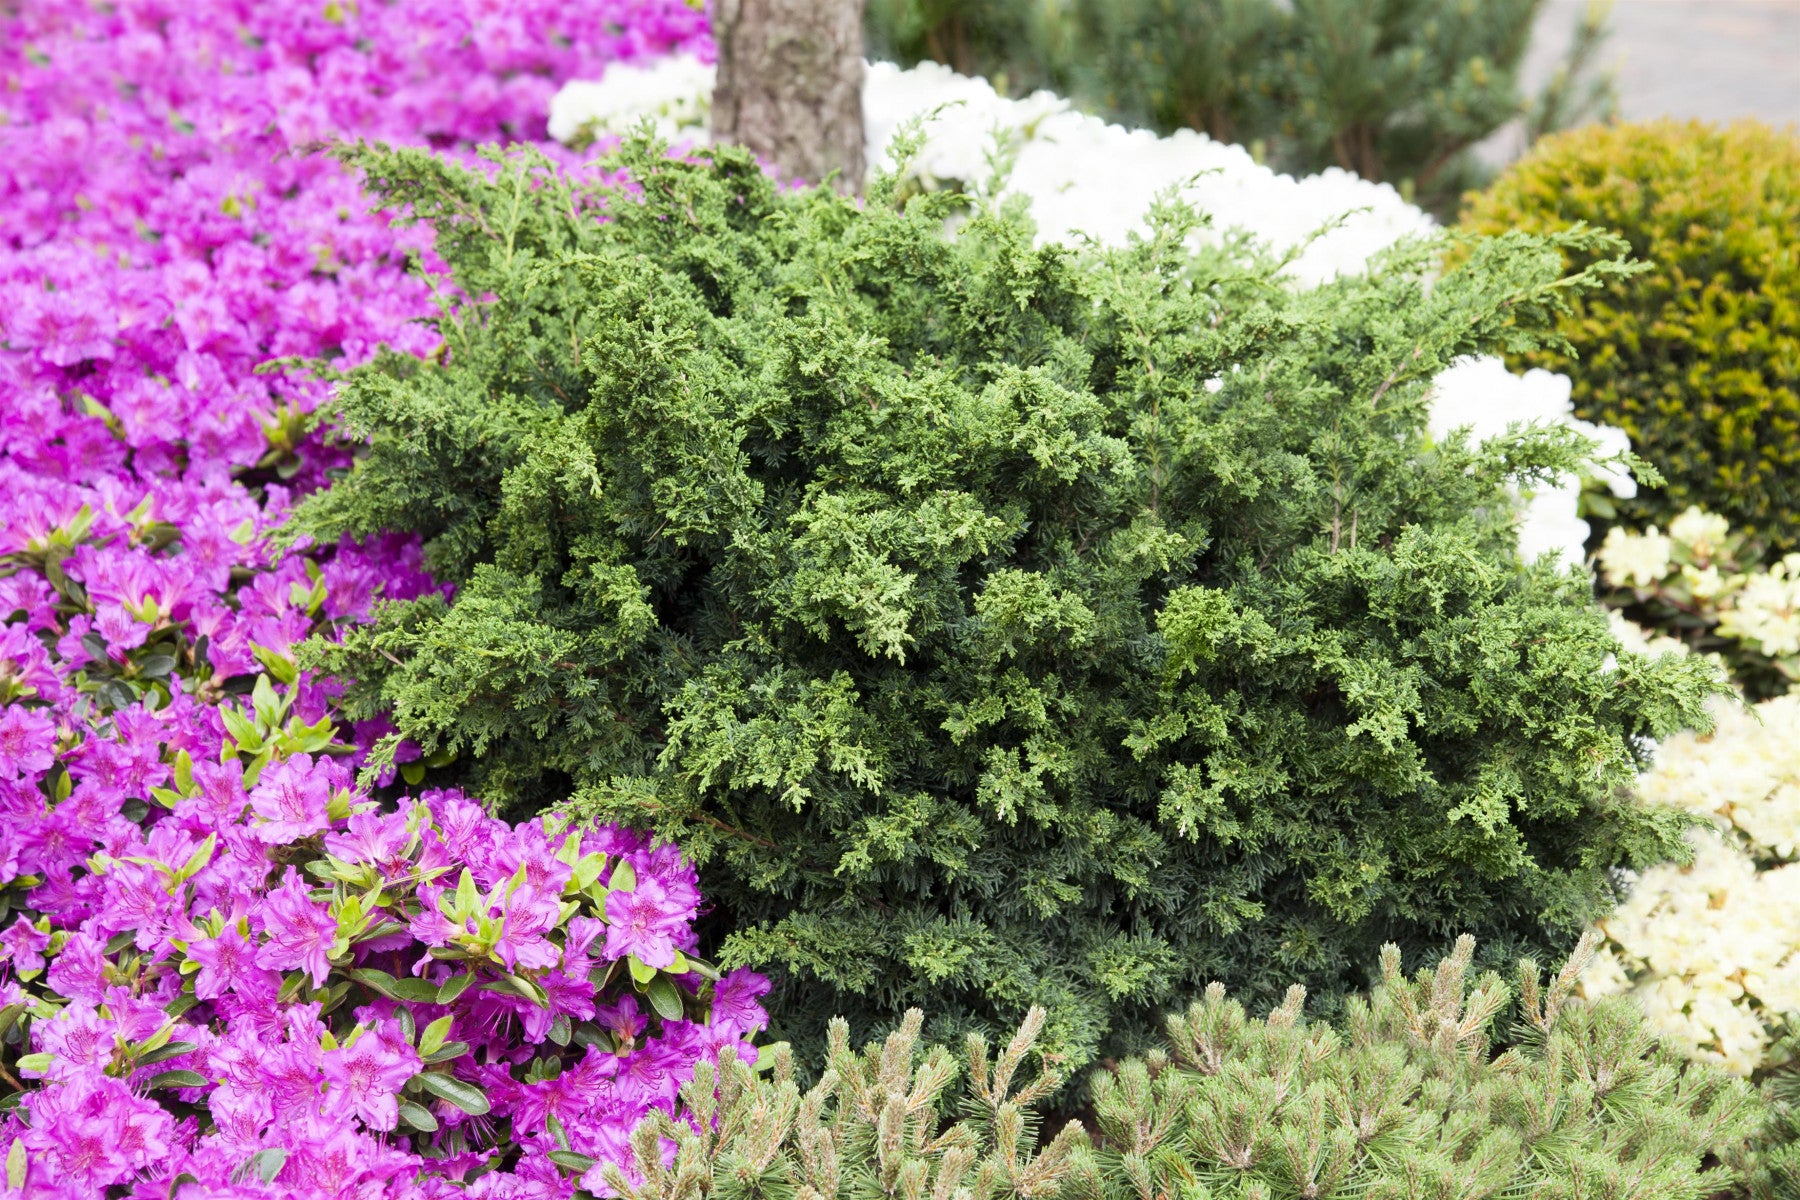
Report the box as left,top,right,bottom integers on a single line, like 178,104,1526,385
548,53,715,146
1599,508,1733,595
1584,694,1800,1073
1642,695,1800,862
1425,358,1635,565
1607,609,1687,661
547,55,1628,565
1599,524,1675,589
550,56,1429,284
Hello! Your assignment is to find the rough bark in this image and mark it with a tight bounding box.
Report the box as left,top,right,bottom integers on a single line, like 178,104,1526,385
712,0,865,194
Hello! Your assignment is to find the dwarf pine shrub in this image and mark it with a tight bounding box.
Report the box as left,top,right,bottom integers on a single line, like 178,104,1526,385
1076,934,1763,1200
298,133,1723,1070
1744,1034,1800,1200
1462,120,1800,555
593,1007,1087,1200
587,939,1760,1200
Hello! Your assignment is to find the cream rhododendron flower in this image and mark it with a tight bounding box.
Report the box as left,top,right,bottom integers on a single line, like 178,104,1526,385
1586,693,1800,1072
1599,525,1674,589
1669,506,1733,562
1720,554,1800,658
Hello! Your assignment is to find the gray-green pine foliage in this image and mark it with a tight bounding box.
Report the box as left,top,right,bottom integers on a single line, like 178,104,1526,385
1741,1029,1800,1200
297,131,1722,1070
595,1008,1085,1200
571,939,1761,1200
1077,934,1762,1200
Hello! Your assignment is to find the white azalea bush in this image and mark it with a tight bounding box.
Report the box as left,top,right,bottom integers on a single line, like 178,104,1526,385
1426,358,1636,565
551,57,1432,286
549,55,1633,567
1583,690,1800,1074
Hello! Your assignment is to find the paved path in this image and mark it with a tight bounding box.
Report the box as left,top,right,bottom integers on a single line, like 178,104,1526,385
1528,0,1800,126
1475,0,1799,164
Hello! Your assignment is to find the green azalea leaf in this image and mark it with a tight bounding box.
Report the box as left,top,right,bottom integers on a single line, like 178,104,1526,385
178,833,217,881
349,967,401,999
137,1041,198,1066
645,974,685,1022
414,1071,490,1115
147,1070,209,1090
219,705,262,753
398,1101,439,1132
250,673,282,727
436,973,476,1004
354,920,409,944
422,1041,470,1065
549,1151,597,1176
240,1148,288,1184
389,978,442,1004
418,1015,454,1057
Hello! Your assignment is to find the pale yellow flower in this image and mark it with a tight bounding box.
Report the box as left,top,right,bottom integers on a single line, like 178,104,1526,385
1598,525,1673,588
1669,506,1733,562
1682,563,1729,601
1720,553,1800,658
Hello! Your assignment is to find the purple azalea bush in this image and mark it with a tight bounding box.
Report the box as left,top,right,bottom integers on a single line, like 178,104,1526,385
0,2,770,1196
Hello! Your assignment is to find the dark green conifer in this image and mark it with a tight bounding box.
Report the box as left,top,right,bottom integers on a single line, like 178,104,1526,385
298,132,1721,1069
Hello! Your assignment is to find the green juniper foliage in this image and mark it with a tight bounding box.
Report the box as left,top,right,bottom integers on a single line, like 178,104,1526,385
299,131,1723,1070
1077,934,1762,1200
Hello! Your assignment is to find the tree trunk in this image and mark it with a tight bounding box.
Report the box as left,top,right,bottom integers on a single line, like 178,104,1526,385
711,0,866,194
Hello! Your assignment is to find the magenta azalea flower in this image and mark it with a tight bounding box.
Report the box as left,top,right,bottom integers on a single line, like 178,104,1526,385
0,704,55,779
0,915,49,974
188,921,266,1001
489,883,564,974
0,0,768,1188
320,1023,421,1131
604,877,688,969
322,808,412,876
254,869,339,987
19,1070,174,1189
249,753,333,844
712,969,775,1040
43,931,106,1004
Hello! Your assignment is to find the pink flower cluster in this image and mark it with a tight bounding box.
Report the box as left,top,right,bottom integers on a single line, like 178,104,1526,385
1,675,767,1197
0,0,761,1196
2,0,709,493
